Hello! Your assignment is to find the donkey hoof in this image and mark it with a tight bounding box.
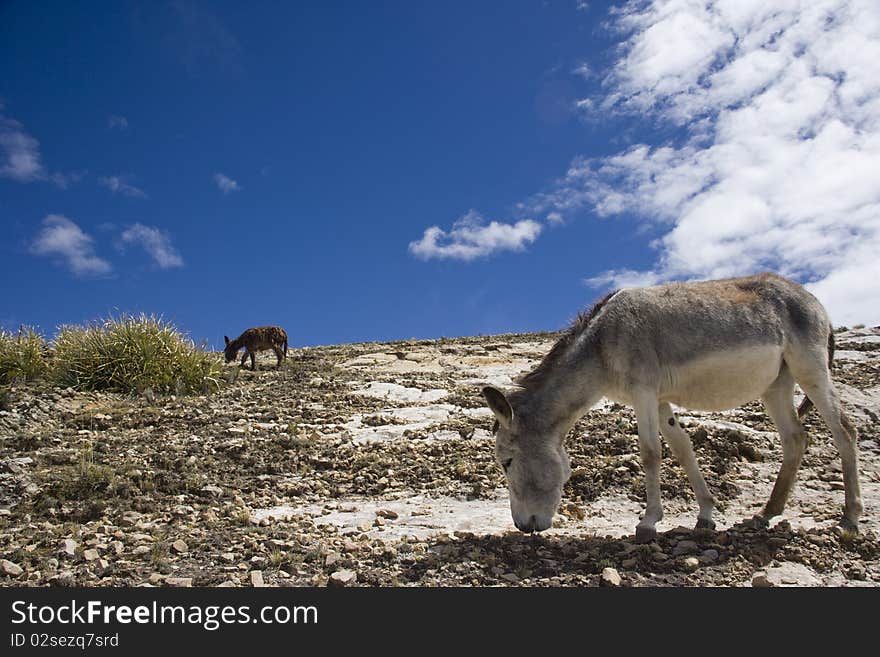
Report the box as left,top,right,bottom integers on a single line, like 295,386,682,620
836,517,859,535
695,518,716,531
634,526,657,543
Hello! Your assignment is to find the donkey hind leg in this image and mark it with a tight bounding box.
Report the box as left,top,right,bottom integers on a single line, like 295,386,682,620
757,364,808,523
633,392,663,542
658,403,715,530
273,346,284,368
791,368,862,531
250,351,257,371
240,351,249,369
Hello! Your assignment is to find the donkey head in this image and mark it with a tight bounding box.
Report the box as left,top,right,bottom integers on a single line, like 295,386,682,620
483,386,571,533
223,336,238,363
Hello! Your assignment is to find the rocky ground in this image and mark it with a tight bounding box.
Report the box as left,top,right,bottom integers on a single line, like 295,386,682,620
1,327,878,587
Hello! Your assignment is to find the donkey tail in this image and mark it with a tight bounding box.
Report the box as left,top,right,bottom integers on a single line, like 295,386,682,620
797,328,835,418
282,331,288,358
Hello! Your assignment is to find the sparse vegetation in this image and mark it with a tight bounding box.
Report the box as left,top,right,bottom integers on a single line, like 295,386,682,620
0,326,49,384
50,314,221,394
0,326,878,587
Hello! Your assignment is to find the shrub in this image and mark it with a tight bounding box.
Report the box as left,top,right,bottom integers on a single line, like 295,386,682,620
51,314,221,394
0,326,49,384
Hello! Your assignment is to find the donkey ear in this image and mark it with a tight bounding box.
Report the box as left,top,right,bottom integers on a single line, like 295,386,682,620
482,386,513,431
224,336,230,346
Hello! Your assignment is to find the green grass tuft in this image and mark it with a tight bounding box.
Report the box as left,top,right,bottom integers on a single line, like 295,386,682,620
51,313,221,394
0,326,49,384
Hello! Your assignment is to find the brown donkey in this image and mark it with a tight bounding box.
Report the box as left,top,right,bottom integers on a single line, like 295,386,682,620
224,326,288,370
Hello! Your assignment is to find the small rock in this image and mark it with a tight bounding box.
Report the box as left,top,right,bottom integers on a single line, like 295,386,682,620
328,569,357,587
325,552,342,567
165,577,193,588
846,562,867,580
672,540,699,556
59,538,78,557
699,549,719,563
621,558,638,569
1,559,23,577
600,567,621,587
376,509,398,520
218,580,237,587
82,549,99,561
500,573,519,583
683,557,699,571
752,571,772,588
758,562,823,587
250,571,264,587
56,571,76,587
171,540,188,554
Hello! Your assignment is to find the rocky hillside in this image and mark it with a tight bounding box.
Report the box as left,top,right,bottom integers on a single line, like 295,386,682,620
1,327,878,587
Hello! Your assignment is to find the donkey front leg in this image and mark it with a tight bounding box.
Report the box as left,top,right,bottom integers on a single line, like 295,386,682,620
633,392,663,542
658,403,715,530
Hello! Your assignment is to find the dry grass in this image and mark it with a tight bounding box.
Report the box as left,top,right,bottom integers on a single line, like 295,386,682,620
0,326,49,384
50,314,221,395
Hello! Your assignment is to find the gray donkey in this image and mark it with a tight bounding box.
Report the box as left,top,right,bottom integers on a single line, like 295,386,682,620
483,272,862,541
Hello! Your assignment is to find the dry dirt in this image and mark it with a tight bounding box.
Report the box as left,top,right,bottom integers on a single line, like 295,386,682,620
1,327,878,587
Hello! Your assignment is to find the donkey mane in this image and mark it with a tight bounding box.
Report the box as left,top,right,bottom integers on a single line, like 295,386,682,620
514,289,619,393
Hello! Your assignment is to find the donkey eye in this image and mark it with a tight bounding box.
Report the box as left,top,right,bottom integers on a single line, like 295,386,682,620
501,458,512,472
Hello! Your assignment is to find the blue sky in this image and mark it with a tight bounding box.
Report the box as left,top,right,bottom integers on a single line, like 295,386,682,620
2,1,879,348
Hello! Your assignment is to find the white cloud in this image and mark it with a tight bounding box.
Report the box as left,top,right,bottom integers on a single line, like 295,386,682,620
120,223,184,269
0,113,45,182
108,115,128,130
49,170,87,189
409,210,543,261
213,172,240,194
30,215,112,276
584,268,662,289
406,1,880,324
573,63,593,80
547,0,880,326
98,175,148,199
0,110,84,187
